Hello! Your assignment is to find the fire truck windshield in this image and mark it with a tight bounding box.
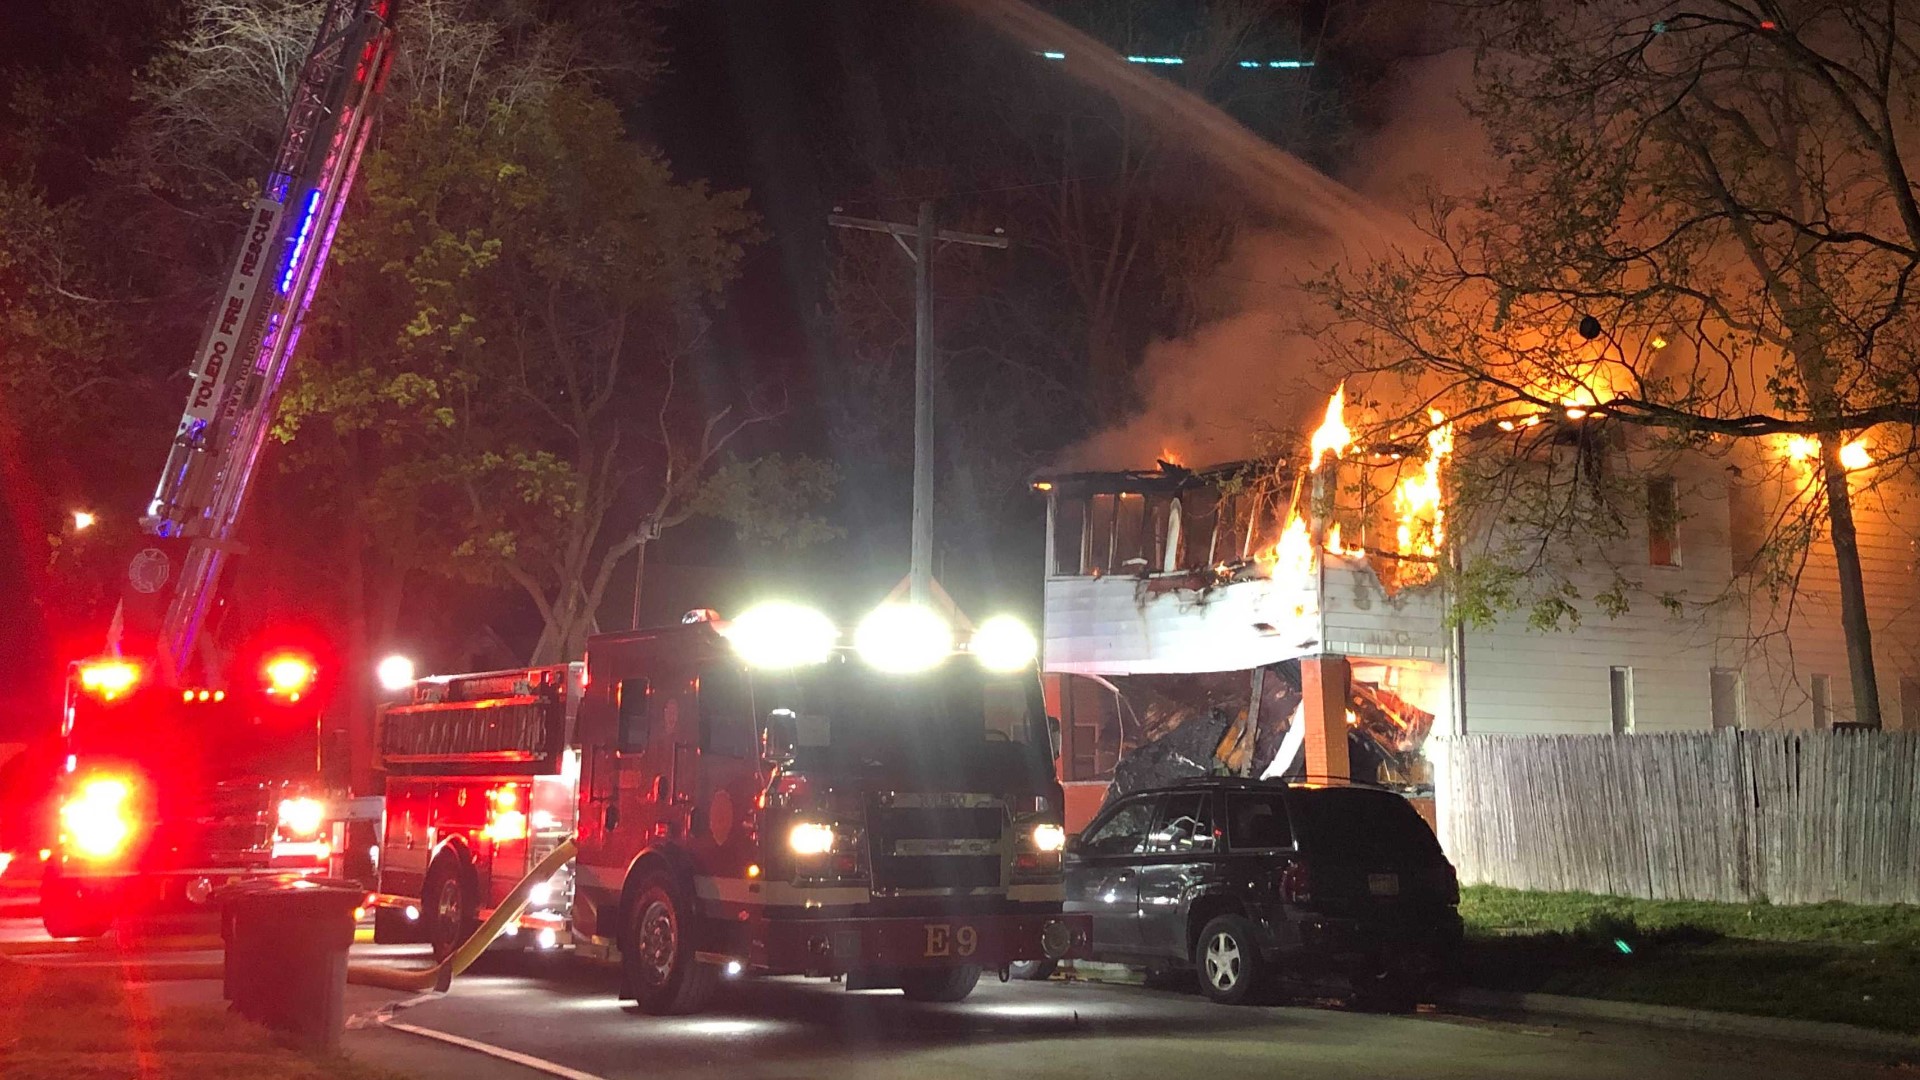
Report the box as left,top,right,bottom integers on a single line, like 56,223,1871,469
754,658,1052,780
67,690,318,783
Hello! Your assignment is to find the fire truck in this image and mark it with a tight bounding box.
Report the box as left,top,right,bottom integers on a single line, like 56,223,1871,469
372,603,1090,1012
44,0,399,937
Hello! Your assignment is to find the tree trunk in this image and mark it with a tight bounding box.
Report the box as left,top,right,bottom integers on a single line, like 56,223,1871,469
1820,441,1882,728
629,536,650,630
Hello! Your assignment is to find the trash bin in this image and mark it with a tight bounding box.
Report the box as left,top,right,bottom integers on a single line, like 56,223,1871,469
220,882,361,1050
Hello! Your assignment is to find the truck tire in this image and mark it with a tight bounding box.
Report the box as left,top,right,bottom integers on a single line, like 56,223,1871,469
40,876,112,940
899,965,982,1002
1194,914,1266,1005
622,874,715,1015
423,856,477,961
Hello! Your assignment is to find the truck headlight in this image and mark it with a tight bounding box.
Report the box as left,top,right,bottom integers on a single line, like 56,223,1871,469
970,615,1037,672
1032,823,1066,853
277,796,326,838
789,822,835,855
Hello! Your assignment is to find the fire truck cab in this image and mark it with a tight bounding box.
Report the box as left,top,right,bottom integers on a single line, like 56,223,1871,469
373,603,1089,1013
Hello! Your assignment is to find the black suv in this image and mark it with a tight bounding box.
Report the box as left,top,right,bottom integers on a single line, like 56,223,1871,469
1061,778,1462,1006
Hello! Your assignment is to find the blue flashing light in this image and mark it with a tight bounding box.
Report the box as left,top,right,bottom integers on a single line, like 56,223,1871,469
1125,55,1184,65
1613,938,1634,955
1041,51,1066,60
1268,60,1312,68
278,189,323,294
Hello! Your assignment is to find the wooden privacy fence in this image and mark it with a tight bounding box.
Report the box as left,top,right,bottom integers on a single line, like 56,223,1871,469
1434,730,1920,904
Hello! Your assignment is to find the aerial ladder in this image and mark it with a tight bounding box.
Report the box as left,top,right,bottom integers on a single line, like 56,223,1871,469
127,0,399,679
41,0,401,939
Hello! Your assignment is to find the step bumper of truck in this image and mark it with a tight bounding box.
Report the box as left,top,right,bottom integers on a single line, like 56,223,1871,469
755,910,1092,975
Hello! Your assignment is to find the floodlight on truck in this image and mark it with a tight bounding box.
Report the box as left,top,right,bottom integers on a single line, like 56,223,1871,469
853,604,952,673
788,821,836,855
969,614,1038,672
277,796,326,838
725,602,839,668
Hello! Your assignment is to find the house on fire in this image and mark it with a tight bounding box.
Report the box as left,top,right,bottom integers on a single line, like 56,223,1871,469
1033,398,1920,831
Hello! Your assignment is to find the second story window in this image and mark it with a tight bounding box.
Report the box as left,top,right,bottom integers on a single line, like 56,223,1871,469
1647,475,1680,566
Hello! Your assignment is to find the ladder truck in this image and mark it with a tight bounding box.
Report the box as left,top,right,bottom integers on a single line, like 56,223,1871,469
44,0,398,939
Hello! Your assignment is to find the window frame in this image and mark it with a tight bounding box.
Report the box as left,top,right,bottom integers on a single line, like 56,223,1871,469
1078,794,1160,858
1223,789,1295,852
615,677,650,752
1142,789,1217,855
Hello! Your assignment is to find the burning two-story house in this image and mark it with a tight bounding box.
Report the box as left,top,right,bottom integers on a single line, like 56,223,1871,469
1034,388,1920,832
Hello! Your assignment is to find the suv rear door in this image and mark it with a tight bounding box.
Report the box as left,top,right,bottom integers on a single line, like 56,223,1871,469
1283,787,1451,916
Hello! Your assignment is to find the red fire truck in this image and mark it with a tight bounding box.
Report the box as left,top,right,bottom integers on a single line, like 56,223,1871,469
372,603,1089,1012
42,0,398,937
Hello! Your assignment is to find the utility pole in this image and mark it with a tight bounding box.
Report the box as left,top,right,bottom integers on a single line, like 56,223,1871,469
829,202,1007,605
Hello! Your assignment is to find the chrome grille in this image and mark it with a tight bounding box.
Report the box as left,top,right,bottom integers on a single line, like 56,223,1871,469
867,792,1007,892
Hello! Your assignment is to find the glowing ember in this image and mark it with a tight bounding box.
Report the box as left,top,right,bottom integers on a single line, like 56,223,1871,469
1783,434,1872,471
1783,435,1820,463
1309,382,1353,470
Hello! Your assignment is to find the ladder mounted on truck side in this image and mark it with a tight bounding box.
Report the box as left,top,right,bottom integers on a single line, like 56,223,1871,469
125,0,399,681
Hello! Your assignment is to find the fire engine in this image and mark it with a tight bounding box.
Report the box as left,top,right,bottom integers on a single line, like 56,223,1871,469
372,603,1090,1012
43,0,398,937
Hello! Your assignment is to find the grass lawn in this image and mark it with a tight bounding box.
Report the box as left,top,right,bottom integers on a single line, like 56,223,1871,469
1459,886,1920,1033
0,957,410,1080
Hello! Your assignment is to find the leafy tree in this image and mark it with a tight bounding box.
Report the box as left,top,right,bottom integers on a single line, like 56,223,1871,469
1315,1,1920,726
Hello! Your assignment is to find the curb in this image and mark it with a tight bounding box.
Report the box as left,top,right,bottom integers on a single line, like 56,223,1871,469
1443,987,1920,1058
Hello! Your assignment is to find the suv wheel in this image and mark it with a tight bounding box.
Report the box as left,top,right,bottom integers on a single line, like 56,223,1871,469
1195,914,1265,1005
622,875,715,1014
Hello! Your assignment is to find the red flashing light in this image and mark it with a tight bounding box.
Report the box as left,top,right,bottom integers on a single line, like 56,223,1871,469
1759,19,1776,30
78,660,140,700
264,653,316,695
61,775,137,861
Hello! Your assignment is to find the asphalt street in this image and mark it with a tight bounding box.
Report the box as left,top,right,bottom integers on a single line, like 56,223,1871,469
2,915,1910,1080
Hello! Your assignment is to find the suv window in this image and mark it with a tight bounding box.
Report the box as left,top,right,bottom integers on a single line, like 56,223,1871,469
1144,792,1215,854
1225,790,1293,850
1080,796,1158,856
1288,789,1442,863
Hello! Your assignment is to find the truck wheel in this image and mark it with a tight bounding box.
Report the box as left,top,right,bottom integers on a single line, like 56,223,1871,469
900,965,982,1002
40,876,112,940
1195,914,1265,1005
622,875,715,1015
1008,959,1057,981
423,857,477,961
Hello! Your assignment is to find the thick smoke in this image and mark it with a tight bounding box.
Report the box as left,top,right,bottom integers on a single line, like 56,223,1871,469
1067,50,1486,471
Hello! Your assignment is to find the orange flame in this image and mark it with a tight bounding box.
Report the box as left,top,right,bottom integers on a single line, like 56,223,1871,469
1392,410,1454,561
1309,382,1353,470
1258,510,1317,583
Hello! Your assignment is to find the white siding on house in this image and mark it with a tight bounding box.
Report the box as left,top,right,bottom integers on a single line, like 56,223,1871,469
1460,455,1733,735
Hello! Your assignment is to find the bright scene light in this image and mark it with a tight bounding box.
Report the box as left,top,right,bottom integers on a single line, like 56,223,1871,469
970,614,1038,672
853,604,952,673
72,510,96,531
376,654,415,691
1840,439,1872,470
277,796,325,837
1032,823,1067,852
726,602,839,668
789,821,835,855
